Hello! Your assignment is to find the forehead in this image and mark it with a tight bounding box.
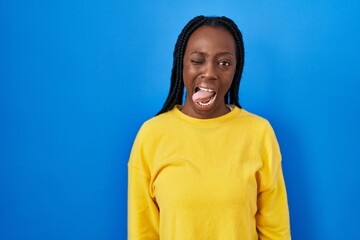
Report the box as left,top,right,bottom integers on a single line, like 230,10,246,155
185,26,236,53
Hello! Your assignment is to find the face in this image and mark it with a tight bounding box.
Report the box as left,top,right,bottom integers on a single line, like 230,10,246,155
181,26,237,119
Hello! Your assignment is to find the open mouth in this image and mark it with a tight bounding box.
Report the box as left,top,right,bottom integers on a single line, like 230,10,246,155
192,87,217,109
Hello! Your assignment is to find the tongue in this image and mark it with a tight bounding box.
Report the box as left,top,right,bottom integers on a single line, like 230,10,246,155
192,89,214,102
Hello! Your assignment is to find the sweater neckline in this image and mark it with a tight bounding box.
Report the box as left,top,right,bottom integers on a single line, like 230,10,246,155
171,105,242,128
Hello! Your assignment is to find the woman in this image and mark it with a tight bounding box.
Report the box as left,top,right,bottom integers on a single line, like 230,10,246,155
128,15,291,239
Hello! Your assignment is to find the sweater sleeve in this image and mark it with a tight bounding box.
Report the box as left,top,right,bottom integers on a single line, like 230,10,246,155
128,128,159,240
255,123,291,240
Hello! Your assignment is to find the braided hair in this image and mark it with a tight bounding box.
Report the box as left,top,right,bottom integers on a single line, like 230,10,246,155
157,15,245,115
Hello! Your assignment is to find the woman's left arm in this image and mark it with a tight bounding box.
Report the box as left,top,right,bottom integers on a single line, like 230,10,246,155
256,123,291,240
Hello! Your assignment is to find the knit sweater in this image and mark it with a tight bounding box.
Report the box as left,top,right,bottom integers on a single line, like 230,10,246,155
128,106,291,240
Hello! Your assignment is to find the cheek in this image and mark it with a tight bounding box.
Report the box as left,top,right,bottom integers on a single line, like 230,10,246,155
182,66,189,87
222,72,235,90
183,63,197,75
182,64,197,87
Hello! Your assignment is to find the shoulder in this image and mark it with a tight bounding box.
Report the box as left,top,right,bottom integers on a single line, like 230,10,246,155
135,110,176,140
233,108,273,131
240,109,280,150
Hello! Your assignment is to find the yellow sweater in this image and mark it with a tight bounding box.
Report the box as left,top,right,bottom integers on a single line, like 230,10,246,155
128,106,291,240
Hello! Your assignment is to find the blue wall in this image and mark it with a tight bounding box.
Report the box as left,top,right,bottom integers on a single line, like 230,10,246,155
1,1,359,239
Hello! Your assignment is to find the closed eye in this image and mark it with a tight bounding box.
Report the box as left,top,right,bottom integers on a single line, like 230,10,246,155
191,60,204,65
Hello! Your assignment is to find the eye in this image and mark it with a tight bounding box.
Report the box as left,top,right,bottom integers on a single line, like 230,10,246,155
218,60,231,67
190,59,204,65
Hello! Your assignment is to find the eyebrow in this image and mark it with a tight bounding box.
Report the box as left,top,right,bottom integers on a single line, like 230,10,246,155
190,50,234,57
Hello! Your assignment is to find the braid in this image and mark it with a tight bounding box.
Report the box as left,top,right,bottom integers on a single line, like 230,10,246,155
157,16,245,115
157,16,206,115
216,17,244,108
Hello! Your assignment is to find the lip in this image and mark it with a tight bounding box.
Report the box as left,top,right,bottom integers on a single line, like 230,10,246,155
195,93,217,108
192,86,218,111
196,87,215,92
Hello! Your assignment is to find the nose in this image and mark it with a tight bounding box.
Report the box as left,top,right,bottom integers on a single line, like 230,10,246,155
201,62,217,79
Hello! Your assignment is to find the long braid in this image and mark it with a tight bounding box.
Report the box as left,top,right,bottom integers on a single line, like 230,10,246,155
157,16,205,114
215,17,244,108
157,16,245,115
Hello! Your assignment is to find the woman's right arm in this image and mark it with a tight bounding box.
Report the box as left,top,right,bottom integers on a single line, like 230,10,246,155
128,130,159,240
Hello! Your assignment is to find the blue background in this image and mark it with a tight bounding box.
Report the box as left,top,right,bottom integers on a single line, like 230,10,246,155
1,0,359,239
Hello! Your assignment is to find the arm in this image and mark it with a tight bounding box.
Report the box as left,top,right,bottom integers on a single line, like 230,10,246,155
256,124,291,240
128,130,159,240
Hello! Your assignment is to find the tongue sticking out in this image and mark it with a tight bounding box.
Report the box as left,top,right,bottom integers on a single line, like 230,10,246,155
192,89,215,103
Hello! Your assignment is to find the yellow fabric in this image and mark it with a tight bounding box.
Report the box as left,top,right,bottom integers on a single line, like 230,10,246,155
128,106,291,240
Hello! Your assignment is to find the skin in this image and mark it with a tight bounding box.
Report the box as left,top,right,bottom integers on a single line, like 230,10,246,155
181,26,237,119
